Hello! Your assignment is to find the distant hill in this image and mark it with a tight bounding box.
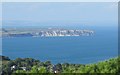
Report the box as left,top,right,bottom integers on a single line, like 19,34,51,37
2,28,94,37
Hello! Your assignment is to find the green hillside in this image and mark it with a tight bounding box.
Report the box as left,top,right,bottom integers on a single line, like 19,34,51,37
1,56,119,74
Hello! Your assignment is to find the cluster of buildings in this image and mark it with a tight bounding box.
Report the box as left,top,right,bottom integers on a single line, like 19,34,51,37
11,65,61,73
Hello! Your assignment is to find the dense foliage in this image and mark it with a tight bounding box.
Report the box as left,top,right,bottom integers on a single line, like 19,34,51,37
0,56,119,75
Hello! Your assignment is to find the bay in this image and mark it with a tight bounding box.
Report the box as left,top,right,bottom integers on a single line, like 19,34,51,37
2,26,118,64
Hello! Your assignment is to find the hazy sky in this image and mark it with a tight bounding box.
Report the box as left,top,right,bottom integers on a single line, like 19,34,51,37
1,0,119,2
2,2,118,26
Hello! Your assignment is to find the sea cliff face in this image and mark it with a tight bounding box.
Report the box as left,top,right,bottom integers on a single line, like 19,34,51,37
1,28,94,37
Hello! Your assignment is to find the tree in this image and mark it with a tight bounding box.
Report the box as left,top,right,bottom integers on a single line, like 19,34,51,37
30,66,39,73
38,66,47,73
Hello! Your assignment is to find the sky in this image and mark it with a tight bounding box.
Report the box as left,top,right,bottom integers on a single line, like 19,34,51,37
1,0,119,2
1,2,118,27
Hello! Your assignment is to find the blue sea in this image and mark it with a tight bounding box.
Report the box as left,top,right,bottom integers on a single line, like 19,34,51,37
2,26,118,64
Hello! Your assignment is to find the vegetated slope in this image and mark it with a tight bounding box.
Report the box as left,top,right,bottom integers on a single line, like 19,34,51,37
1,56,119,74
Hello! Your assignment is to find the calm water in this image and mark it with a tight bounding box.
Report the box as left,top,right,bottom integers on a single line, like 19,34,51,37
2,27,118,64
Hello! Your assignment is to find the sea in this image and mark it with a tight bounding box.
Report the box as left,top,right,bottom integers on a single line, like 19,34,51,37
2,25,118,64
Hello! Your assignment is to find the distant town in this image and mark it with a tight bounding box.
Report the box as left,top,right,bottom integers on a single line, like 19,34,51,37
1,28,94,37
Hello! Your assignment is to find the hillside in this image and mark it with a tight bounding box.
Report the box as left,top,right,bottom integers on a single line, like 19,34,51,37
1,56,119,74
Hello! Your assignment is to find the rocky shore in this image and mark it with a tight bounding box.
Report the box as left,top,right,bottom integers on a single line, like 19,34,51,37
1,28,94,37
